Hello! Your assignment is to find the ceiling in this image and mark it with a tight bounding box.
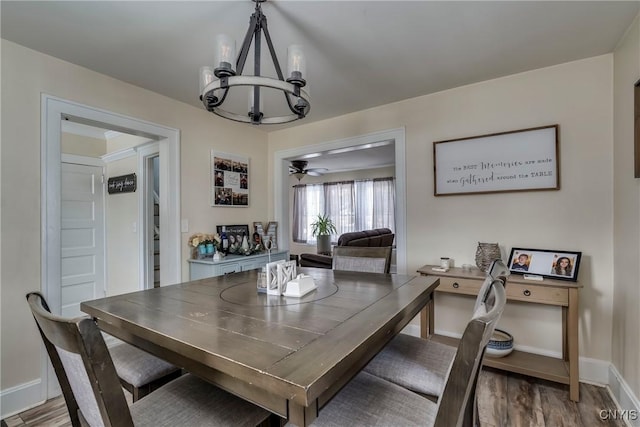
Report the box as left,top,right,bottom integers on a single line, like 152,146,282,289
3,1,637,173
2,1,638,133
289,139,396,174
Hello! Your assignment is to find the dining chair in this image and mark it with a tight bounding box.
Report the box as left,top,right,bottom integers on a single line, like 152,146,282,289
105,336,181,402
363,260,510,401
31,293,181,403
26,292,271,427
331,246,393,274
307,275,507,427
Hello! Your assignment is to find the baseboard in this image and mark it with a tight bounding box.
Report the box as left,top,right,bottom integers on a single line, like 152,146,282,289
608,365,640,427
0,379,45,419
399,325,611,385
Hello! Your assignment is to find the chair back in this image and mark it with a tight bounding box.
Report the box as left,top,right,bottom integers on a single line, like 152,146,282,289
26,292,133,427
474,259,510,312
332,246,392,274
433,276,507,427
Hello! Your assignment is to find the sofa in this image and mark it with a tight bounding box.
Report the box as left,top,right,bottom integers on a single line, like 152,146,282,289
299,228,395,269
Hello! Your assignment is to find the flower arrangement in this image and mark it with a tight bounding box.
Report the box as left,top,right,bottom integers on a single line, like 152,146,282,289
188,233,222,258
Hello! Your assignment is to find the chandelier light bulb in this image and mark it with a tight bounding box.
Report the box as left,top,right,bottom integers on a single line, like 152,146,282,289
199,66,215,96
214,34,236,77
287,44,306,86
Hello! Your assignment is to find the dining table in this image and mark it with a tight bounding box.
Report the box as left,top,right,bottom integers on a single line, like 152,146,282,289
81,267,439,427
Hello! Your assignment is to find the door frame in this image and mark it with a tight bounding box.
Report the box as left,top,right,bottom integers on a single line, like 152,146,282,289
138,143,160,290
273,127,407,274
41,94,181,397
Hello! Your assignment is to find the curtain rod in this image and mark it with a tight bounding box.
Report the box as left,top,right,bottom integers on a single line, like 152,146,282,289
292,176,394,188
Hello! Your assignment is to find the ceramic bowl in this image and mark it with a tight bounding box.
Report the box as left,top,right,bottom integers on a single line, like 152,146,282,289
485,329,513,358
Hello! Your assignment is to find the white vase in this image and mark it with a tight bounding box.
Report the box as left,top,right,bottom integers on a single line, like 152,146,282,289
241,235,250,252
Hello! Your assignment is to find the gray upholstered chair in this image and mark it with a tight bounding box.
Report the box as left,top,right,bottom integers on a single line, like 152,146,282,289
331,246,392,274
33,295,180,403
27,292,271,427
364,260,510,401
307,272,507,427
105,336,181,402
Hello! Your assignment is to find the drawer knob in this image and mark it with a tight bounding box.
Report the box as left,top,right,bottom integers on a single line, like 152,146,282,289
452,282,459,289
523,289,531,297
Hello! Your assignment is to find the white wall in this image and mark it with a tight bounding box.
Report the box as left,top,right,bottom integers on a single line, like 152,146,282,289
613,14,640,403
269,55,614,363
105,155,139,296
61,132,106,157
0,39,269,413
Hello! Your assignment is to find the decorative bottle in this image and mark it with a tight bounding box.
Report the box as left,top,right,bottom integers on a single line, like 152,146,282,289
241,233,250,252
221,226,229,254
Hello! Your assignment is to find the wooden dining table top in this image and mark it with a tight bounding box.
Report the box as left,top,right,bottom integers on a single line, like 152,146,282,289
81,267,439,426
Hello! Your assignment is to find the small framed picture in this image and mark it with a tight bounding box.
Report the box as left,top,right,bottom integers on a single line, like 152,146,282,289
216,224,250,251
508,247,582,282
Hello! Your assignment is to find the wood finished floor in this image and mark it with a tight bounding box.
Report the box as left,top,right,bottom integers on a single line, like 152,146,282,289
1,368,626,427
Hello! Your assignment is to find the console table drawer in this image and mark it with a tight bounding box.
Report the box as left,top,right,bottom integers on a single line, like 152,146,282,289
507,283,568,306
218,263,241,275
437,277,482,296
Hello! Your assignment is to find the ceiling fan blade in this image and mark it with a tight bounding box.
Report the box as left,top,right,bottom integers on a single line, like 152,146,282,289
307,167,328,173
306,170,324,176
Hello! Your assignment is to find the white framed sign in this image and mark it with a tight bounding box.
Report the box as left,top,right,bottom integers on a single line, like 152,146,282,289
433,125,559,196
211,151,249,207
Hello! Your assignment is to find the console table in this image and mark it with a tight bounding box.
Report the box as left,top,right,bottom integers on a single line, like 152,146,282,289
188,250,289,280
417,265,581,401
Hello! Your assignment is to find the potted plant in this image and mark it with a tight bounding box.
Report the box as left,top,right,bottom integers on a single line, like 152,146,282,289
311,214,336,255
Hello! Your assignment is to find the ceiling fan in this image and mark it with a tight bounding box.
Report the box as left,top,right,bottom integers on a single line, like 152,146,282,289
289,160,328,181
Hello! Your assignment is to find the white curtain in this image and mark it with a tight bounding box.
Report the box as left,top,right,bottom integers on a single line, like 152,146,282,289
293,178,395,244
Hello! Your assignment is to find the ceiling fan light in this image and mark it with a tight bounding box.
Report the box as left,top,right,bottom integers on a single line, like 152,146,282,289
293,172,306,181
214,34,236,77
286,44,306,86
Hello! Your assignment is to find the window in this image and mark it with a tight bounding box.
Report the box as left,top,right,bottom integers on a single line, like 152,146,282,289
293,177,395,244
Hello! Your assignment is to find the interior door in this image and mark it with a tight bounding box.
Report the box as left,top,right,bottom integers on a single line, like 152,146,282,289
60,162,105,317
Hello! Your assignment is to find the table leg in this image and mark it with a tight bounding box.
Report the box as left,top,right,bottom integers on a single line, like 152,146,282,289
420,294,434,339
562,306,568,361
288,400,317,427
568,288,579,401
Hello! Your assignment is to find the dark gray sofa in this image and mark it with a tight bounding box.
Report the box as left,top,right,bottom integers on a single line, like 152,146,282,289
298,228,395,269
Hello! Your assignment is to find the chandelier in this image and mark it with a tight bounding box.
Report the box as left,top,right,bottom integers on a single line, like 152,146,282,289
199,0,310,125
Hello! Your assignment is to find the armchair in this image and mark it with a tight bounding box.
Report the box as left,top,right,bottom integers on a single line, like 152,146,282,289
299,228,394,269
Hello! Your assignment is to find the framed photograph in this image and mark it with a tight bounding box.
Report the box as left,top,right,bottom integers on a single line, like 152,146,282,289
507,247,581,282
212,151,249,207
434,125,559,196
217,224,250,250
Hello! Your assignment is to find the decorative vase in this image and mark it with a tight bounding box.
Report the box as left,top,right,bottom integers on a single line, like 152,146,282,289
317,235,331,255
198,244,207,259
206,243,214,254
475,242,501,272
241,235,250,252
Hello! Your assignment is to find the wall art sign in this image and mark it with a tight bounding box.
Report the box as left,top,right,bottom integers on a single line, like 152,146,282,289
507,247,581,282
433,125,559,196
212,151,249,207
107,173,136,194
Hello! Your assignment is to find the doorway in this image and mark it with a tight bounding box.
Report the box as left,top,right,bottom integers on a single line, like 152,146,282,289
274,128,407,274
41,95,181,398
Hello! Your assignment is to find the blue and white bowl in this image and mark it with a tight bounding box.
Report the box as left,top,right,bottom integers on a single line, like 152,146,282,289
485,329,513,358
